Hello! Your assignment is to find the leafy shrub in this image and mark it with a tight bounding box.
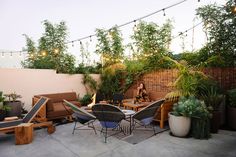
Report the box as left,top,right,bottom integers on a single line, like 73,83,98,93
228,89,236,107
173,96,211,118
79,94,92,106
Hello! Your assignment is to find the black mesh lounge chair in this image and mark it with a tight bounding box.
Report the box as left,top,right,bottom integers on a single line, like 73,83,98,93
63,100,97,134
0,97,49,133
92,104,125,143
112,93,124,107
132,99,165,135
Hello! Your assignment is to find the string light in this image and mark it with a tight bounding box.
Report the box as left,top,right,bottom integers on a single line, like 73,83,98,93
54,48,59,54
41,50,47,56
232,6,236,14
2,0,201,57
163,9,166,16
65,0,187,45
10,52,13,57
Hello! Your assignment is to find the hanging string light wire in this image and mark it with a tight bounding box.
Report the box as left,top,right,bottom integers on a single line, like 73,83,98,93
65,0,188,44
1,0,198,56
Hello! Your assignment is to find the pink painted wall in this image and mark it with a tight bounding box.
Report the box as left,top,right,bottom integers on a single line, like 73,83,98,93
0,68,100,110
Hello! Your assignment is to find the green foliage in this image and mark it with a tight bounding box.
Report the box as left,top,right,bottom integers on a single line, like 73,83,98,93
228,88,236,107
79,94,92,106
172,96,208,118
0,91,4,102
82,73,97,94
76,63,101,74
196,1,236,67
95,27,124,66
0,92,11,111
22,20,76,73
4,92,22,102
130,20,174,70
123,59,146,90
98,64,126,100
198,84,224,110
166,57,207,97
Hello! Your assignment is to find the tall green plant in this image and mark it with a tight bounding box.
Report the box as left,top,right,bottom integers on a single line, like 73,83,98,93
166,57,207,97
95,27,124,67
22,20,76,73
197,0,236,67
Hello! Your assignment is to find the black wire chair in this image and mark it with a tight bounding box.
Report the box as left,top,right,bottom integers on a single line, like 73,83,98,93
112,93,124,107
63,100,97,134
92,104,125,143
132,99,165,135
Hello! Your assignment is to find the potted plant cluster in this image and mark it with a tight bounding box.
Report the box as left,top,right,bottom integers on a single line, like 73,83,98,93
169,96,211,139
200,86,224,133
0,92,11,121
169,97,192,137
4,92,22,117
227,88,236,130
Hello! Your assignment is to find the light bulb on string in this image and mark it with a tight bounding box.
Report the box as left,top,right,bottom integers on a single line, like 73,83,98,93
41,50,46,56
10,52,13,57
19,51,22,57
185,31,188,36
72,41,74,47
54,48,59,54
232,6,236,14
134,20,137,28
162,9,166,16
80,41,82,45
90,36,92,42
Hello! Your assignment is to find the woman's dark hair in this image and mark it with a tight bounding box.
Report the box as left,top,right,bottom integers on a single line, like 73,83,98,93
140,82,146,90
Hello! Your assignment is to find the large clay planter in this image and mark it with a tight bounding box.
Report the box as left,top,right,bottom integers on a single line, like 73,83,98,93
168,112,191,137
227,106,236,130
5,101,22,117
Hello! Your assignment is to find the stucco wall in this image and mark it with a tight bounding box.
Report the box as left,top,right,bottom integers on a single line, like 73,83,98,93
0,68,100,110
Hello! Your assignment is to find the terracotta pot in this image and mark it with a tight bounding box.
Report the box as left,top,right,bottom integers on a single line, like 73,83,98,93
210,110,221,133
227,106,236,130
168,112,191,137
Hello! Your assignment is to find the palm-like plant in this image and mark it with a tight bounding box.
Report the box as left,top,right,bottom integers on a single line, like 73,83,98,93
165,57,207,97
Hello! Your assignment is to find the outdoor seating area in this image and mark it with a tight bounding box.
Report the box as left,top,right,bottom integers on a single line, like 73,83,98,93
1,0,236,156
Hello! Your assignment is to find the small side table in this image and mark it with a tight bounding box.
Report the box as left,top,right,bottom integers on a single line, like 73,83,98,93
122,110,135,134
15,123,33,145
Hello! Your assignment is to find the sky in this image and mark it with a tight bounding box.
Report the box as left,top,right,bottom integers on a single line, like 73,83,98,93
0,0,225,68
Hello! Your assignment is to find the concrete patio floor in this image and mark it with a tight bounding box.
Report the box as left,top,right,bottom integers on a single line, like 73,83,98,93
0,123,236,157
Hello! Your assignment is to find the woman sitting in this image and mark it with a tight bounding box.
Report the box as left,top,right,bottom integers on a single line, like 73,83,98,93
135,82,150,103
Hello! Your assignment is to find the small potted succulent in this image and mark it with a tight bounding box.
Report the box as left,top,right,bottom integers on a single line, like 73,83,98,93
4,92,22,117
0,92,11,121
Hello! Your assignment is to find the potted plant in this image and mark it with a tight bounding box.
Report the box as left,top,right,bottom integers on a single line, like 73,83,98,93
169,96,195,137
227,88,236,130
0,92,11,121
4,92,22,117
200,86,224,133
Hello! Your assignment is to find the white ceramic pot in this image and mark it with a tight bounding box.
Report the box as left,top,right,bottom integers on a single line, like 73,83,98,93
168,112,191,137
